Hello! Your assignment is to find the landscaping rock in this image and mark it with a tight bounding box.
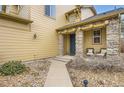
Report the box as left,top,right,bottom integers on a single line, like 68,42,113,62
0,59,51,87
66,57,124,87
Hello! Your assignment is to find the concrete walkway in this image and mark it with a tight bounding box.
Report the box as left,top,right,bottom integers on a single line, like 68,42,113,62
44,60,73,87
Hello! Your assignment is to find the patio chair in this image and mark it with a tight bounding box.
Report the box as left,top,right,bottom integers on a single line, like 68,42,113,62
96,48,107,57
86,48,94,56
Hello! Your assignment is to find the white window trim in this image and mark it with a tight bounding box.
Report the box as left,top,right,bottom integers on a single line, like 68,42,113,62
92,29,102,44
0,5,2,12
49,6,52,16
11,5,20,14
45,5,56,19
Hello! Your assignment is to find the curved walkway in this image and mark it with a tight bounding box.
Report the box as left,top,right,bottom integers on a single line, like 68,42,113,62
44,59,73,87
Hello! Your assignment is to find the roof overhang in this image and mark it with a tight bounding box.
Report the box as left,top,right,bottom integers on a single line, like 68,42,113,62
80,5,97,15
58,20,109,34
65,5,97,16
0,12,33,24
56,9,124,31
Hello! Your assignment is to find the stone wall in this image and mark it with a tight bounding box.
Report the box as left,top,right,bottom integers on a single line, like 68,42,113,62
106,19,120,60
76,28,84,58
58,34,64,56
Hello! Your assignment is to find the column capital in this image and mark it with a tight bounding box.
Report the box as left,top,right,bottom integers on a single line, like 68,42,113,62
77,27,81,31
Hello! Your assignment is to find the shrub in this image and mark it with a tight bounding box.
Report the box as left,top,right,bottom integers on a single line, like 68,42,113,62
66,57,124,72
0,61,26,76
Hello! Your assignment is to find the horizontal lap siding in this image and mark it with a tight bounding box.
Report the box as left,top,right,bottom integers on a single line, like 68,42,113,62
0,5,75,62
0,26,35,62
0,5,32,62
0,5,59,62
84,29,106,53
30,5,58,60
19,6,30,19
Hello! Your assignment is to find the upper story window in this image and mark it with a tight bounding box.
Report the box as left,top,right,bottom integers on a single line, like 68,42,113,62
120,14,124,38
0,5,2,11
0,5,6,13
65,7,81,23
45,5,56,18
93,29,101,44
68,14,78,23
10,5,19,15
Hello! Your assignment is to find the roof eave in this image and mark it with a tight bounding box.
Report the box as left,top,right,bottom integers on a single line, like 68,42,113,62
56,14,118,31
0,12,33,24
56,9,124,31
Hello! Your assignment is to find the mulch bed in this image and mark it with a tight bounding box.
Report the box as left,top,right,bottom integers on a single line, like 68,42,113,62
0,59,51,87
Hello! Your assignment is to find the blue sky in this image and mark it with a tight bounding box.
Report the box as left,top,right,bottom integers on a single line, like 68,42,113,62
94,5,124,14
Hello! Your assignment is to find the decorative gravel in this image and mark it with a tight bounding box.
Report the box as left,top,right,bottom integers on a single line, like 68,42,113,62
66,57,124,87
0,59,51,87
67,67,124,87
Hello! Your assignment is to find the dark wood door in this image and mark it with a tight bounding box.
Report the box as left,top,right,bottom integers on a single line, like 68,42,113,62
121,38,124,53
70,34,75,56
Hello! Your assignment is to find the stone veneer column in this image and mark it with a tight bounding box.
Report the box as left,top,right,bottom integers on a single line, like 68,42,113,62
58,34,64,56
6,5,11,13
106,19,120,60
76,28,84,58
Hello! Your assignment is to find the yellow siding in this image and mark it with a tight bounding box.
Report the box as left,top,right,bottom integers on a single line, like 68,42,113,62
64,34,70,55
9,5,18,15
0,5,75,62
18,5,30,19
84,28,106,53
66,34,70,54
64,35,67,55
9,5,30,19
56,5,76,28
81,8,95,20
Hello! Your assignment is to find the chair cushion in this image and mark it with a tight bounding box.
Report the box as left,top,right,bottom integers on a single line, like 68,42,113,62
87,52,94,56
101,49,107,54
88,49,93,53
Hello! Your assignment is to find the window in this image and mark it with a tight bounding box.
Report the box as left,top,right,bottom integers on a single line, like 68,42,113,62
10,5,19,14
45,5,56,18
0,5,2,11
121,14,124,38
68,14,77,23
0,5,6,12
93,29,101,44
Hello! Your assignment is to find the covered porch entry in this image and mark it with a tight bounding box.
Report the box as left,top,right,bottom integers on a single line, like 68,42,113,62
63,33,76,56
57,18,120,59
62,27,107,56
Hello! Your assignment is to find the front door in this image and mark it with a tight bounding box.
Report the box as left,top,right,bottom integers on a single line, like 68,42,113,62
121,38,124,53
70,34,75,55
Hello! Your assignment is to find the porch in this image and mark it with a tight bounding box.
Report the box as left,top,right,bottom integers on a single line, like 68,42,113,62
57,18,121,60
62,28,107,56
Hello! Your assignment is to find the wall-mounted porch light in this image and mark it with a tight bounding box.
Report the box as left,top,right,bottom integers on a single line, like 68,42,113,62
33,33,37,39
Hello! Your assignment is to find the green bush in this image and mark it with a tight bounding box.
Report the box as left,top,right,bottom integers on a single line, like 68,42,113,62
0,61,26,76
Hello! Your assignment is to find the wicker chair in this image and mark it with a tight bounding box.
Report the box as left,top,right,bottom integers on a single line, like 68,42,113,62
96,48,107,57
86,48,94,56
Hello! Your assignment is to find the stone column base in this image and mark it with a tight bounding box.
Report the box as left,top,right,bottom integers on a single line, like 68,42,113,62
106,55,121,62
